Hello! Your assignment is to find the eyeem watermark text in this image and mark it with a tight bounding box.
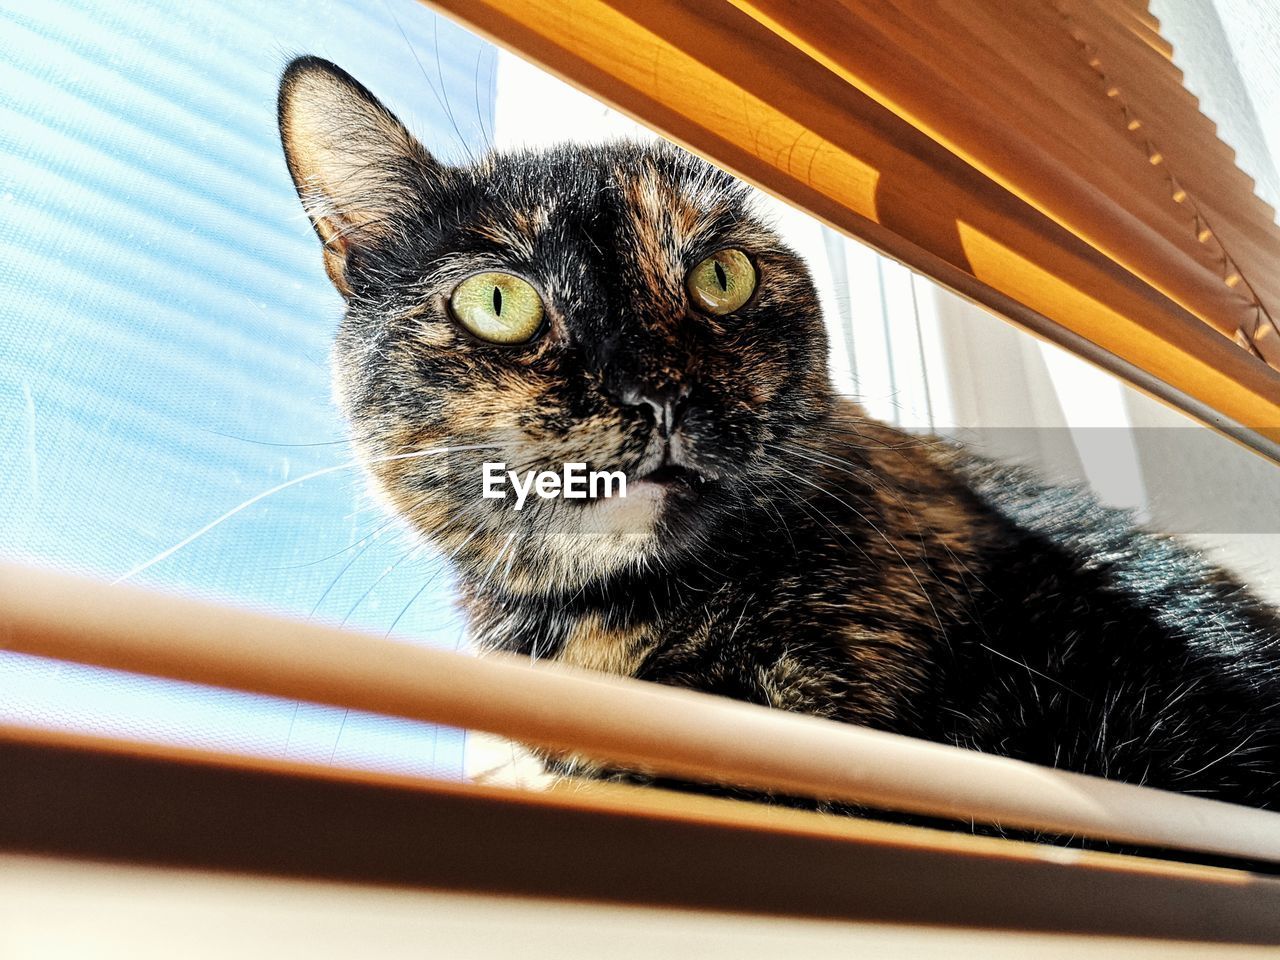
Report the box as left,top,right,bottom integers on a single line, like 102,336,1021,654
483,462,626,510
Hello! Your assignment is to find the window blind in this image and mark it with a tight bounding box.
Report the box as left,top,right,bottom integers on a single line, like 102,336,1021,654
423,0,1280,459
7,562,1280,868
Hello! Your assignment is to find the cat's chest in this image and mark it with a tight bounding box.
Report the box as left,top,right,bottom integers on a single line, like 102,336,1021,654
466,600,651,677
471,596,716,679
554,613,657,676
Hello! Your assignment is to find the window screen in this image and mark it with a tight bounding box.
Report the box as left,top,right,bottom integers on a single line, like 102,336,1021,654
0,0,496,777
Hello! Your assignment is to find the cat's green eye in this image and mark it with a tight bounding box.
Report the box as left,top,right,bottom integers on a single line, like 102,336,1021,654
449,272,545,345
686,248,757,316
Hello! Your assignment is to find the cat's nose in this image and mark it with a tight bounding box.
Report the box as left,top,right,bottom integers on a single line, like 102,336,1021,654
617,381,692,438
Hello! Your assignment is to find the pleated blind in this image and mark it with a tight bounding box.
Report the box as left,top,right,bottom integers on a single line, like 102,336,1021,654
425,0,1280,457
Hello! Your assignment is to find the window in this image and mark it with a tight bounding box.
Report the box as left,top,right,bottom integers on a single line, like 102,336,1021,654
5,2,1276,783
0,0,496,777
5,3,1280,944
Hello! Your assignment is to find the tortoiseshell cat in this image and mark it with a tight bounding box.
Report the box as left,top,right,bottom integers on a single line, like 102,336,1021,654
278,57,1280,812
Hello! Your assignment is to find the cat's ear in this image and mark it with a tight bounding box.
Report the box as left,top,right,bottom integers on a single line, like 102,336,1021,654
278,56,437,297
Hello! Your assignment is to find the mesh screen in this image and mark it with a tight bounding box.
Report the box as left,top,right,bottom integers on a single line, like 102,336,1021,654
0,0,497,777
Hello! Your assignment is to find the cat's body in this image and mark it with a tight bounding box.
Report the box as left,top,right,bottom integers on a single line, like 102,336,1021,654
278,57,1280,812
470,412,1280,807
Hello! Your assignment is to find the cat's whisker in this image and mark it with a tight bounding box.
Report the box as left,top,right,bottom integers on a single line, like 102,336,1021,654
761,459,875,563
377,0,480,166
779,438,993,599
114,443,499,584
380,580,433,642
373,520,488,642
277,512,402,571
477,530,518,596
780,438,940,552
340,542,427,627
202,430,354,449
501,532,522,583
758,471,859,564
807,419,939,451
742,474,797,554
977,641,1083,700
446,523,486,563
768,456,947,636
307,523,393,618
472,47,495,153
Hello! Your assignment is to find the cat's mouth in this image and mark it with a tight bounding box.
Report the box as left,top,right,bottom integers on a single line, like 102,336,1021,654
632,463,706,491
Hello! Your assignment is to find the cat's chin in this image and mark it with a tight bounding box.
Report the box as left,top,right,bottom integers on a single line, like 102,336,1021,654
576,478,670,535
509,481,700,591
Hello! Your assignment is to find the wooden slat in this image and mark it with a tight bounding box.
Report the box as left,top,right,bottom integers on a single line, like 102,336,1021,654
7,854,1279,959
737,0,1261,335
5,564,1280,864
4,724,1280,944
419,0,1280,456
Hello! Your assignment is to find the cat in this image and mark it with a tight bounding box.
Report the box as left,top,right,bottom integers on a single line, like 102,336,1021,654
277,55,1280,815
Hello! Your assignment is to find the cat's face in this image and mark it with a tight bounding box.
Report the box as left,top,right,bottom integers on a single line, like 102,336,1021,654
279,58,832,594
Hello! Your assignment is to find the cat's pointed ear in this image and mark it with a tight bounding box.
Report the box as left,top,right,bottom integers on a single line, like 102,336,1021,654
278,56,437,297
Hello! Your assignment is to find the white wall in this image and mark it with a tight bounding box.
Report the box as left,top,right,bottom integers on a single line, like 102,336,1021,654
1151,0,1280,215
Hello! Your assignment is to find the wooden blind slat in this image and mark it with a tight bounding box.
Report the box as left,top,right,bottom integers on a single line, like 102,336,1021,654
8,726,1280,944
735,0,1262,341
5,564,1280,864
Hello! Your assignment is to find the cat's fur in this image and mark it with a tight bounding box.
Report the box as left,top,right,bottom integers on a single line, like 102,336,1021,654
278,57,1280,811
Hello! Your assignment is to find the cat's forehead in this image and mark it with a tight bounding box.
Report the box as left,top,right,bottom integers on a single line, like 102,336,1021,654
479,141,741,204
462,142,752,261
